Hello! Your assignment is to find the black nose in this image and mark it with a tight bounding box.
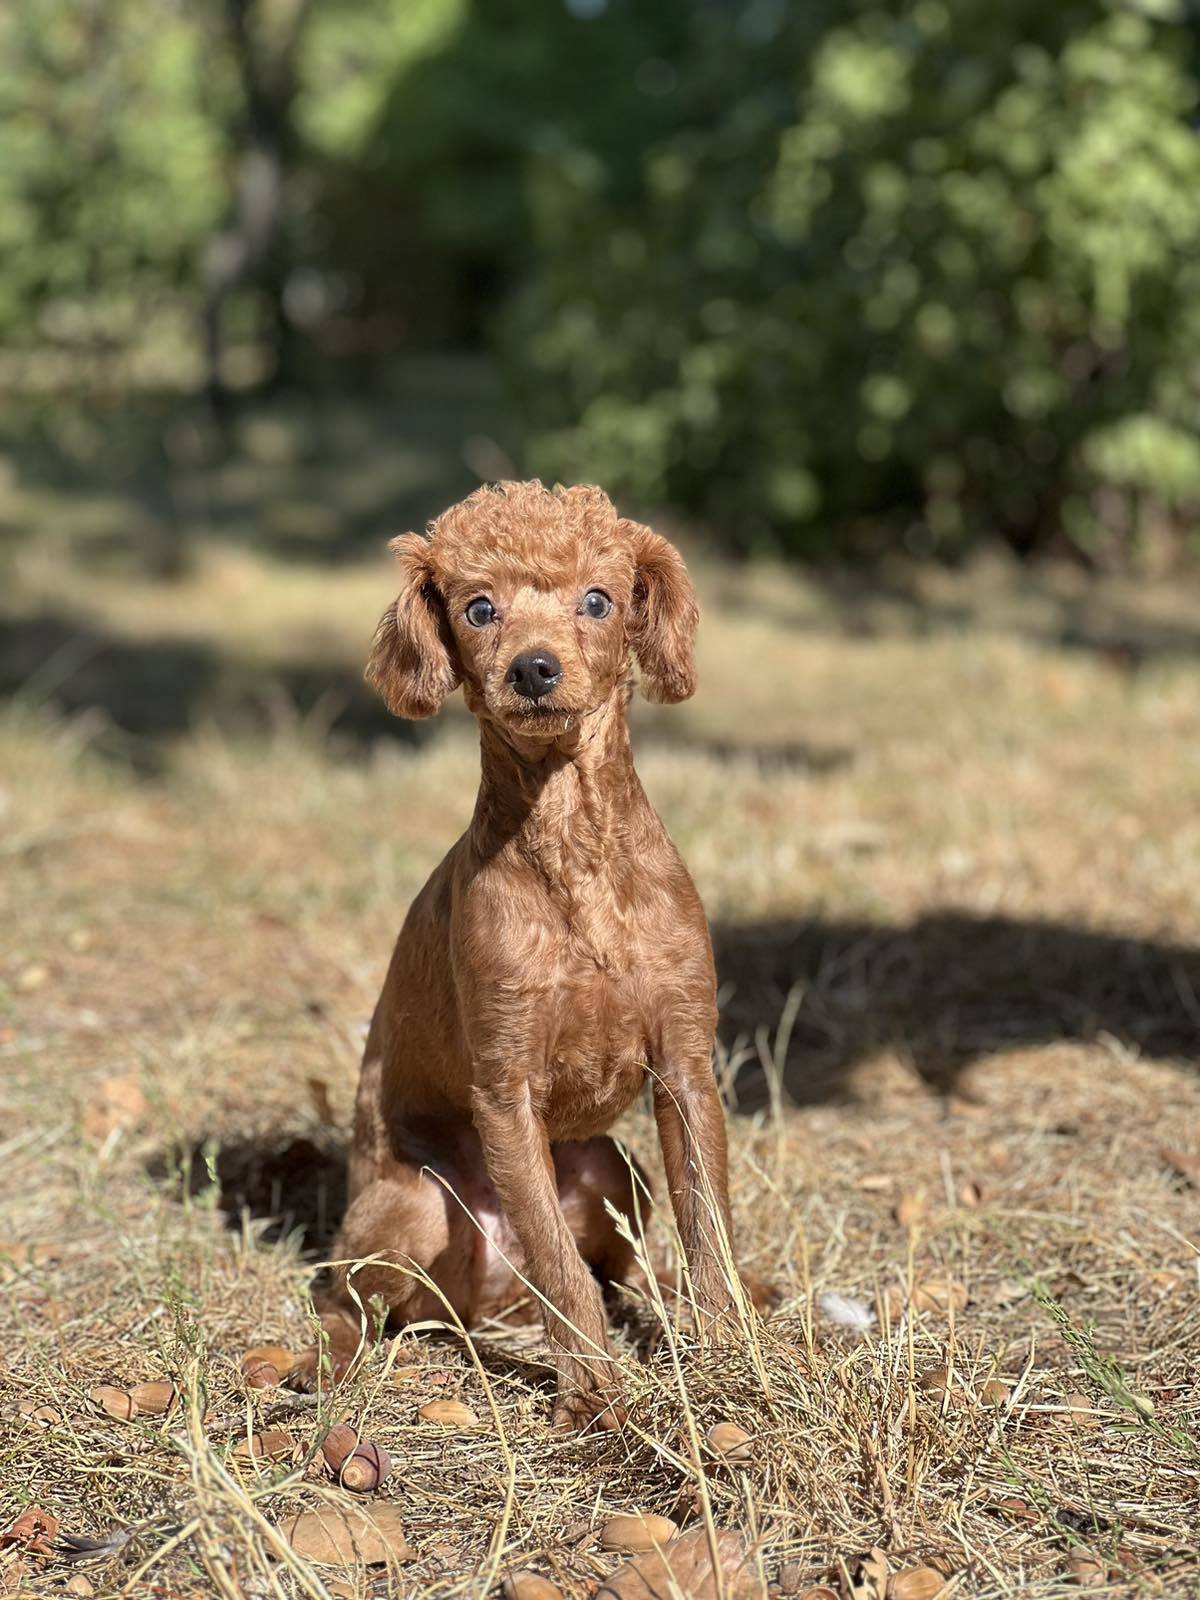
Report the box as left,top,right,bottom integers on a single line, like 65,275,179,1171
506,650,563,701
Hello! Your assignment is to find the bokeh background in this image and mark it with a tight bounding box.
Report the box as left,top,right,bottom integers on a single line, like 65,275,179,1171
5,0,1200,586
5,4,1200,1592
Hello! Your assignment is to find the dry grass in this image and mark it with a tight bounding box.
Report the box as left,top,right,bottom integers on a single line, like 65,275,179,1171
3,548,1200,1598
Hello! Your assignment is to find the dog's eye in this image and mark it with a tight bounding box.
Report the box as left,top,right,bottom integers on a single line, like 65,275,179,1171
465,597,496,627
580,589,612,620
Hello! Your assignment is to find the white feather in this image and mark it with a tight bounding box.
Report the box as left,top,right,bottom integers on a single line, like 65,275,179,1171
818,1291,876,1334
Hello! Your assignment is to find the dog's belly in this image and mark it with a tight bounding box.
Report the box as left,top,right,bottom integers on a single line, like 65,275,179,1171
469,1192,533,1318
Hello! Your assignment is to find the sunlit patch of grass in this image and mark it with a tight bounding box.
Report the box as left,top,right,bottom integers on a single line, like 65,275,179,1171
3,559,1200,1594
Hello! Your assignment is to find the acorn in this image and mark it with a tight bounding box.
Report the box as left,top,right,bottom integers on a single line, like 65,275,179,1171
90,1385,138,1420
599,1514,678,1552
418,1399,479,1428
319,1423,359,1474
706,1421,753,1461
502,1572,563,1600
129,1381,176,1416
233,1428,296,1463
19,1401,62,1430
241,1346,295,1388
1063,1393,1101,1430
1065,1554,1105,1588
888,1568,946,1600
341,1441,392,1493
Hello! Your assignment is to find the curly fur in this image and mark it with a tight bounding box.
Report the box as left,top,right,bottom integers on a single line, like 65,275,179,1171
298,480,755,1429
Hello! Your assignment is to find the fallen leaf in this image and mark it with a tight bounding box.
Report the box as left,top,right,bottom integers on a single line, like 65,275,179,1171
911,1278,968,1315
844,1547,890,1600
1,1506,60,1558
596,1527,764,1599
15,963,50,992
979,1379,1010,1408
956,1179,982,1208
281,1504,412,1567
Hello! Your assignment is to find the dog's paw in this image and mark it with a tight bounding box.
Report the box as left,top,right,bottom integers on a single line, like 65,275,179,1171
741,1271,781,1314
552,1384,627,1435
285,1344,357,1394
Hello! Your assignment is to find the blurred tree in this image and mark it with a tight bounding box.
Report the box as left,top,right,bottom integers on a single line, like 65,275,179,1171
305,0,693,348
0,0,227,350
4,0,1200,566
201,0,321,410
509,0,1200,563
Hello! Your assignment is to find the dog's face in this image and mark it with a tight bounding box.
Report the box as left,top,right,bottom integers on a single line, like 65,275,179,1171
367,481,699,738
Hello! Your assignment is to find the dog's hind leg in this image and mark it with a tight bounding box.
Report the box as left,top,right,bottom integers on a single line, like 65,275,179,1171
289,1161,474,1391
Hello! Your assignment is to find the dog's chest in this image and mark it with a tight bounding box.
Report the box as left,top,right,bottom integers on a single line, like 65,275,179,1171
536,966,648,1140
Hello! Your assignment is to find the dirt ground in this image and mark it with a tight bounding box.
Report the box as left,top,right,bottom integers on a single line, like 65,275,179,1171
2,542,1199,1597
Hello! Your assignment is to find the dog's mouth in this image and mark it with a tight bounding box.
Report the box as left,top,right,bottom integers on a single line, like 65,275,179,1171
512,701,578,728
492,696,583,739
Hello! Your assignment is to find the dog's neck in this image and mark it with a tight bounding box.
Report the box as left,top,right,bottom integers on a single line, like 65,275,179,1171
472,689,642,853
469,690,649,961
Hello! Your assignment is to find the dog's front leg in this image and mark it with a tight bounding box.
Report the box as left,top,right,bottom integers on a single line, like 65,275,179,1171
471,1085,625,1431
651,1063,744,1340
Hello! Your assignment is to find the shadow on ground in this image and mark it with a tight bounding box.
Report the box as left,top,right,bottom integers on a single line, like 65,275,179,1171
147,911,1200,1249
713,910,1200,1107
147,1135,348,1251
0,610,856,773
0,612,428,759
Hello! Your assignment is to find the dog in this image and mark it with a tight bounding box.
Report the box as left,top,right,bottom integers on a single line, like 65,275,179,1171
292,480,757,1429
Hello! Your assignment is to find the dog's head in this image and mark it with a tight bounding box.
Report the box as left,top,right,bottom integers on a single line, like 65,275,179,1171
366,480,699,738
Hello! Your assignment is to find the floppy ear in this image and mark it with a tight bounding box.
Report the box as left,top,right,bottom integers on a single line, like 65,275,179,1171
365,534,460,719
622,520,699,704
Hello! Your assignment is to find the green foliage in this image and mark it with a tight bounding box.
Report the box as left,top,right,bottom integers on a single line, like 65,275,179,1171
0,0,229,343
508,0,1200,558
308,0,694,343
4,0,1200,563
